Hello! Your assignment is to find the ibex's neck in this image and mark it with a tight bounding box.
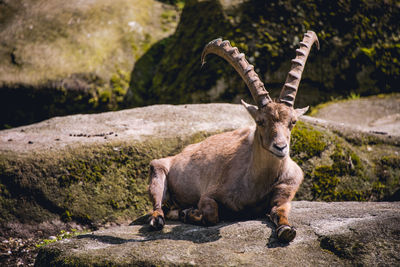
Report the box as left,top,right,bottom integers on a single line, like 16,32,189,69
251,127,286,182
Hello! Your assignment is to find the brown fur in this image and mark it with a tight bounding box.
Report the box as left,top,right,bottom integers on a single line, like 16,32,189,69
148,101,308,242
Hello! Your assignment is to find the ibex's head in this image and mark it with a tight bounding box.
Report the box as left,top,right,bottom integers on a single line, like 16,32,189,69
202,31,319,158
241,100,309,158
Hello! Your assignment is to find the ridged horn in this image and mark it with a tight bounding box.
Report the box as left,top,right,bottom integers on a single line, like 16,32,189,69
201,38,272,107
279,31,319,107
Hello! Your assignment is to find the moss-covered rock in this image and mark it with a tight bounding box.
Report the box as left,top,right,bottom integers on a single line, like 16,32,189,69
1,103,399,239
125,0,400,108
1,101,400,263
291,121,329,164
0,0,179,129
0,135,218,228
290,120,399,202
0,103,254,232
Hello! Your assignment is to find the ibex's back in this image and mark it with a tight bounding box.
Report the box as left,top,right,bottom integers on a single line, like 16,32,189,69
147,31,319,243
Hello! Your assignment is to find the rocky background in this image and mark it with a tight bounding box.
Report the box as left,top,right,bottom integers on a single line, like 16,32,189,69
0,0,399,266
126,0,400,108
0,0,180,129
1,0,399,129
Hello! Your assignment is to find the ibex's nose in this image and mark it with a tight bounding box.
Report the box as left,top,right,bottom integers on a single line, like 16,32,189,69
273,143,287,152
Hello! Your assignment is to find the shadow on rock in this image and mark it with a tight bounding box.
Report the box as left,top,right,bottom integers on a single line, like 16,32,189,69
262,219,290,248
77,222,228,245
77,217,285,246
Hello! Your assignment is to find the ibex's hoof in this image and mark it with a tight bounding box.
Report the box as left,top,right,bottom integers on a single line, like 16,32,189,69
276,225,296,243
149,215,165,231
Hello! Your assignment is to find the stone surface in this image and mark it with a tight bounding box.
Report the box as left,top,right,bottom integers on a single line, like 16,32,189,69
35,201,400,266
0,103,253,153
2,95,399,154
311,94,400,137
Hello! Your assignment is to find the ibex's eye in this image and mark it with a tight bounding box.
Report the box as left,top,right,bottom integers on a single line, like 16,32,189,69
256,120,264,127
289,120,297,128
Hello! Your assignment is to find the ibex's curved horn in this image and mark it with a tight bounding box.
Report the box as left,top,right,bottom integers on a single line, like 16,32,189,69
201,38,272,107
279,31,319,107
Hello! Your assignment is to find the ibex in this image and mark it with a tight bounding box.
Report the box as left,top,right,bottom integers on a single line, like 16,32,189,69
148,31,319,243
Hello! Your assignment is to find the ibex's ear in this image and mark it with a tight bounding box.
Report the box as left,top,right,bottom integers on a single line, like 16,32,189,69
241,99,258,120
295,106,309,117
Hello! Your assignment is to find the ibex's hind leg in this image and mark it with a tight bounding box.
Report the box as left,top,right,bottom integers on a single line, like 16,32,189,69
270,184,298,243
148,160,168,230
180,196,219,226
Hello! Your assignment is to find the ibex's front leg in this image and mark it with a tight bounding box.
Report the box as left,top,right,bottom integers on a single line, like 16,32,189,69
269,182,299,243
148,161,168,230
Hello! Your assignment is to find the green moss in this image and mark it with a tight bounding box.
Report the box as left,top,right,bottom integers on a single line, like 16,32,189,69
61,210,72,222
290,120,390,202
374,154,400,200
336,190,366,201
309,139,370,201
371,181,386,200
311,162,368,201
36,229,85,248
312,165,340,201
290,121,330,164
347,92,361,100
125,0,400,109
161,9,179,27
290,121,373,201
380,155,400,168
99,90,112,104
110,69,130,105
360,47,376,59
331,144,363,177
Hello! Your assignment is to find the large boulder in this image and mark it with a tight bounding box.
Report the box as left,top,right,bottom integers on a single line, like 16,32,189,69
0,100,399,264
34,201,400,266
0,0,179,129
125,0,400,108
0,104,254,233
1,101,399,239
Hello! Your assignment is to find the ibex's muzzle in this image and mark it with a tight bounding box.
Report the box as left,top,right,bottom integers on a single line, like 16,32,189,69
270,140,289,158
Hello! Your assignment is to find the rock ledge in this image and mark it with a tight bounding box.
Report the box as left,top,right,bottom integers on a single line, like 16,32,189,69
35,201,400,266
